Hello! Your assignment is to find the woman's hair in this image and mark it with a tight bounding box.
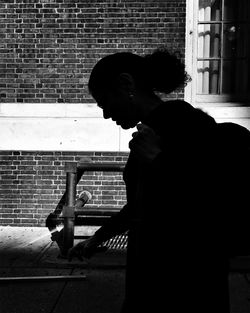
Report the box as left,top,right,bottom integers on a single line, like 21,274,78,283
88,48,191,96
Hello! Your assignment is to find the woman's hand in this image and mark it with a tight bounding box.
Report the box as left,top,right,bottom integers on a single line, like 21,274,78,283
68,235,104,261
129,123,161,163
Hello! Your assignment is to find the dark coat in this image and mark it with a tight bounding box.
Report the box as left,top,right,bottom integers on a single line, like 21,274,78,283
95,100,250,313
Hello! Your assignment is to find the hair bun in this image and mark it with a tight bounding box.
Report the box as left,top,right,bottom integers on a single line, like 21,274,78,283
144,48,190,94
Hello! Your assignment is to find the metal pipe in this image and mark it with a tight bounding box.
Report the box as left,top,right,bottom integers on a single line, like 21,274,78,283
58,162,125,256
62,162,77,256
0,275,86,283
53,163,125,218
77,162,125,172
66,174,77,206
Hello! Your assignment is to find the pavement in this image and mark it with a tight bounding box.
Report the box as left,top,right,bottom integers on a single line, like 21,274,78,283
1,226,250,313
0,226,126,313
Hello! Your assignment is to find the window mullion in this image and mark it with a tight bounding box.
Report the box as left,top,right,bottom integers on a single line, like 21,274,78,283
220,0,225,94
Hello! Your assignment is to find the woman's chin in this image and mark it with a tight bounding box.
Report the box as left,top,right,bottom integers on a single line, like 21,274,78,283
117,120,138,129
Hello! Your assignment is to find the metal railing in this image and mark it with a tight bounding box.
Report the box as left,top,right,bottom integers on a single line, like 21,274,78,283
61,161,126,256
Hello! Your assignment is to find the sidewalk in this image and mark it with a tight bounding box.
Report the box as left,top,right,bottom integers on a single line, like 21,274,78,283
1,226,250,313
0,226,126,313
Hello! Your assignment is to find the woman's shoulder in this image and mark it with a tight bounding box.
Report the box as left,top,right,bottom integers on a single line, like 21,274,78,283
159,99,196,117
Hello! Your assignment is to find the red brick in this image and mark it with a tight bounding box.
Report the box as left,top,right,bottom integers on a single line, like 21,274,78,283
0,151,128,226
0,0,185,103
0,0,186,225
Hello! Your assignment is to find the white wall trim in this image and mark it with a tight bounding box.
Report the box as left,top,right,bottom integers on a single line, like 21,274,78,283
0,102,134,151
198,105,250,130
0,102,102,118
199,106,250,118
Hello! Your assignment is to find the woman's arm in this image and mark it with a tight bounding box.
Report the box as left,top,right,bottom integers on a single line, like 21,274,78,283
68,203,131,261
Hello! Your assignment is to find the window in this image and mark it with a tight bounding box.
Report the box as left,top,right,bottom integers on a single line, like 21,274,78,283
186,0,250,104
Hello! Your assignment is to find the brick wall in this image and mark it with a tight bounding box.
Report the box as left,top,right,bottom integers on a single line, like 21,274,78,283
0,0,186,103
0,151,128,226
0,0,186,226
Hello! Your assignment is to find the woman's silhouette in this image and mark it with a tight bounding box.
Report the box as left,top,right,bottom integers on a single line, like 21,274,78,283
69,49,250,313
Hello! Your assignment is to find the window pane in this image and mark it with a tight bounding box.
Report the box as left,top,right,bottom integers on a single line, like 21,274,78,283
223,24,247,58
196,0,250,99
224,0,248,20
198,24,221,58
197,60,220,94
199,0,221,21
222,60,248,94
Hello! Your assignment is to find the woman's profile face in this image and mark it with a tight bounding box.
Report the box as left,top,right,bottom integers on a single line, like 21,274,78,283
93,87,140,130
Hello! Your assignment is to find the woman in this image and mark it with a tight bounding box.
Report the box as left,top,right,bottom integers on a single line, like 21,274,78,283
68,49,250,312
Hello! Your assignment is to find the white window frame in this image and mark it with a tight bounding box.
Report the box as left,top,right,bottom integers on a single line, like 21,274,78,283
185,0,250,107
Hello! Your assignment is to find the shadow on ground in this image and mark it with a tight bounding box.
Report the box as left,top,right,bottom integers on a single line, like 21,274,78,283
0,226,126,313
1,226,250,313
